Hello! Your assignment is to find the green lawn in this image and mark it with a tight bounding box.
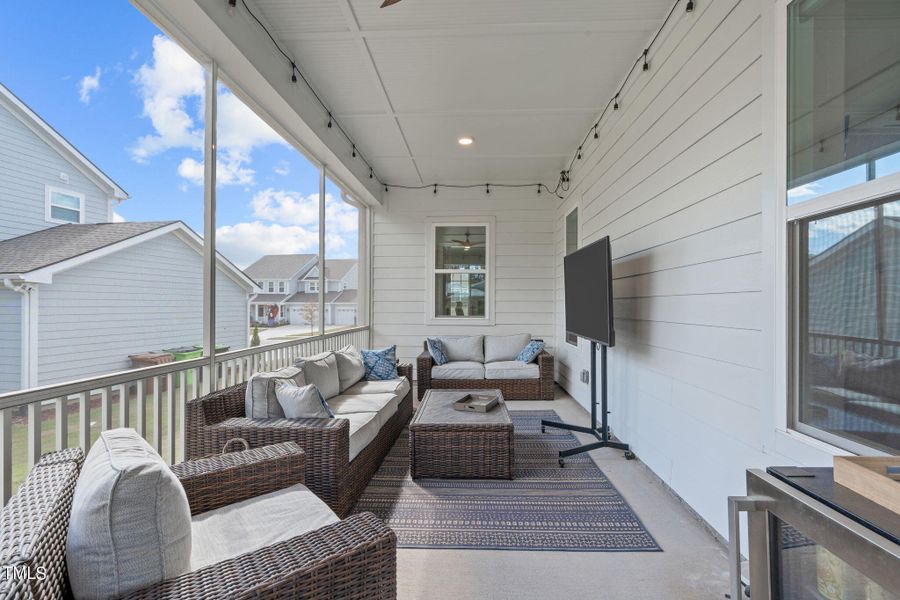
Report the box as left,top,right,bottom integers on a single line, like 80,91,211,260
11,387,183,493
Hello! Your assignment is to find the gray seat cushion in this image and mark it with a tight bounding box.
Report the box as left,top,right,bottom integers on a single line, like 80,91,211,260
333,345,366,392
245,366,306,418
190,483,339,571
296,352,341,400
329,392,400,417
66,429,191,600
344,412,382,461
432,361,486,380
438,336,485,363
485,360,540,380
484,333,531,363
344,377,410,399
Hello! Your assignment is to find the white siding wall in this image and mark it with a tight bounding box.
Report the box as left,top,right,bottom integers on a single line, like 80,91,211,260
0,290,21,392
373,188,556,369
554,0,814,539
0,103,110,241
36,232,249,385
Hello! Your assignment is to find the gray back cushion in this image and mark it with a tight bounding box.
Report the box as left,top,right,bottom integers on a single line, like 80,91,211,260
275,380,333,419
66,429,191,600
333,345,366,392
438,336,485,363
485,333,532,363
245,366,306,418
297,352,341,400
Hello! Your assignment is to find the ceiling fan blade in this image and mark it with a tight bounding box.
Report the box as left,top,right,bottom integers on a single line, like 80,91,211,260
380,0,402,6
451,239,467,245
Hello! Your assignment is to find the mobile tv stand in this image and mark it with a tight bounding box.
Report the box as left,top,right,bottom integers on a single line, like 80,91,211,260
541,341,634,467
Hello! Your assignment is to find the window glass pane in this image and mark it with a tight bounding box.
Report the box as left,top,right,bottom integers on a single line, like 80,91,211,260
565,209,578,255
435,226,486,270
50,205,80,223
325,176,360,332
435,273,486,318
797,197,900,453
786,0,900,203
51,192,80,210
875,150,900,179
213,79,322,342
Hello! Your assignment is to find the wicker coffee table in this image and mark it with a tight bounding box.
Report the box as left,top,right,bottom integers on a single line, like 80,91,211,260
410,389,514,479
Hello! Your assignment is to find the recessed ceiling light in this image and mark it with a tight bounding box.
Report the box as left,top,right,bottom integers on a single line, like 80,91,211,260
458,136,474,146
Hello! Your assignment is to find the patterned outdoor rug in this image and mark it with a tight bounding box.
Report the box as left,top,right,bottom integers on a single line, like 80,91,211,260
351,410,661,552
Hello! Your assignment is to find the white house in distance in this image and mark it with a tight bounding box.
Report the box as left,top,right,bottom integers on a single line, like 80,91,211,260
246,255,359,328
0,82,258,393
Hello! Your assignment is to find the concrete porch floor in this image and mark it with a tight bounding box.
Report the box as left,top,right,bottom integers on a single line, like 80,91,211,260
397,388,731,600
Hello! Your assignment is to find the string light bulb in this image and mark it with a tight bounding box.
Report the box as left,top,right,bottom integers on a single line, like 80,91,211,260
594,124,599,139
686,0,694,12
577,146,582,160
537,184,541,194
327,113,333,128
369,167,373,179
384,185,389,192
643,49,650,71
433,184,438,195
485,183,491,195
351,145,356,158
614,94,619,110
290,62,297,83
227,0,236,16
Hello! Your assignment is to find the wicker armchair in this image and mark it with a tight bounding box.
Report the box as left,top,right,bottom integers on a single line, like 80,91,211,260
0,443,397,600
186,364,413,518
417,344,555,400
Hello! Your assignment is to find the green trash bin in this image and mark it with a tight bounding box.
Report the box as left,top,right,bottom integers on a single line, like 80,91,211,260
192,345,231,382
164,346,204,387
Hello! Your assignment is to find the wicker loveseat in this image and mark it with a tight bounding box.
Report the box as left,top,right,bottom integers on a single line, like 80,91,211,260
417,336,555,401
0,443,396,600
186,364,412,518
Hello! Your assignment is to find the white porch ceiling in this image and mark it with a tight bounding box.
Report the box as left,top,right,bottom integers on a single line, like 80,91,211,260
250,0,673,186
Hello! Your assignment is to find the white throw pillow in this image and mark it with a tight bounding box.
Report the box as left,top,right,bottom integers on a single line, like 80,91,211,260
484,333,532,363
245,366,306,418
333,345,366,392
295,351,341,400
275,380,334,419
438,335,485,363
66,429,191,600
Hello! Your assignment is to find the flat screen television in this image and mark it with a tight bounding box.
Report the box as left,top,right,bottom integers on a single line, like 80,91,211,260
564,236,615,346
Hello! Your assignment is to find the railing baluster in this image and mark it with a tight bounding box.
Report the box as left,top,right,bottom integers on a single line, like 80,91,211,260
119,384,130,428
26,402,41,470
152,376,162,451
1,408,12,504
178,370,187,463
55,397,68,450
166,373,175,463
101,387,112,431
78,391,90,452
136,379,147,438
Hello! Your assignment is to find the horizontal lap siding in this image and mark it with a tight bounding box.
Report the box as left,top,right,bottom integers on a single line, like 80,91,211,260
0,106,109,240
36,233,249,385
556,0,768,537
0,290,21,393
372,190,556,371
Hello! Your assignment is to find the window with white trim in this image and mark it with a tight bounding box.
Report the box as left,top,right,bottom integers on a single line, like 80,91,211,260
429,222,491,321
787,0,900,454
278,281,285,293
308,280,319,293
267,281,274,293
46,186,84,224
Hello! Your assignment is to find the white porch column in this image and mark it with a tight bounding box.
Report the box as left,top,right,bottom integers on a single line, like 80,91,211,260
202,62,218,395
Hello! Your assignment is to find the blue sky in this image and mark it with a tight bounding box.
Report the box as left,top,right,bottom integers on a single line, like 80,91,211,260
0,2,358,268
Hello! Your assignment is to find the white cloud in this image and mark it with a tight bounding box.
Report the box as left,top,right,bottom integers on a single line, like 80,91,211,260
79,67,101,104
179,156,256,187
274,161,290,176
787,182,822,200
112,210,125,223
250,189,358,233
177,158,204,185
216,222,321,268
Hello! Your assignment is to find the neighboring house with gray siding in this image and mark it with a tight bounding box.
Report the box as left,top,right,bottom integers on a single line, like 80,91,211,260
0,82,257,393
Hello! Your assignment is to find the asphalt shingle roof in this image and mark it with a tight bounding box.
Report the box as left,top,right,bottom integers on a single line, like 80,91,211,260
245,254,317,279
0,222,174,274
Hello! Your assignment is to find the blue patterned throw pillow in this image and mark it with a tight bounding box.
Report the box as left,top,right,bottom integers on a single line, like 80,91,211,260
515,340,545,363
426,338,449,365
362,345,399,380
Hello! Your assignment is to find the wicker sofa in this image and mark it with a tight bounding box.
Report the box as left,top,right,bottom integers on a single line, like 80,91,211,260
417,336,555,401
0,443,396,600
186,364,412,518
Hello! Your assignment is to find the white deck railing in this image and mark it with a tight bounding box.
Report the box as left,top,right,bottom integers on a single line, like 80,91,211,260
0,325,370,505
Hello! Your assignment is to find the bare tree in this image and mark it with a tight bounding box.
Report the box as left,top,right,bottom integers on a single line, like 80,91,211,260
298,303,319,335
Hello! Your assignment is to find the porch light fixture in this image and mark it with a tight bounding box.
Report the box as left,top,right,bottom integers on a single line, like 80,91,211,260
458,136,474,146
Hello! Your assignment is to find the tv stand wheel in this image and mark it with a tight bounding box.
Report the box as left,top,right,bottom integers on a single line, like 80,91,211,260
558,458,565,468
624,450,635,460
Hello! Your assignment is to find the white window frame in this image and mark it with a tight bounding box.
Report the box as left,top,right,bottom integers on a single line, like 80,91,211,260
425,217,495,326
45,186,85,224
267,281,274,293
766,0,900,457
308,279,319,293
278,280,285,293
